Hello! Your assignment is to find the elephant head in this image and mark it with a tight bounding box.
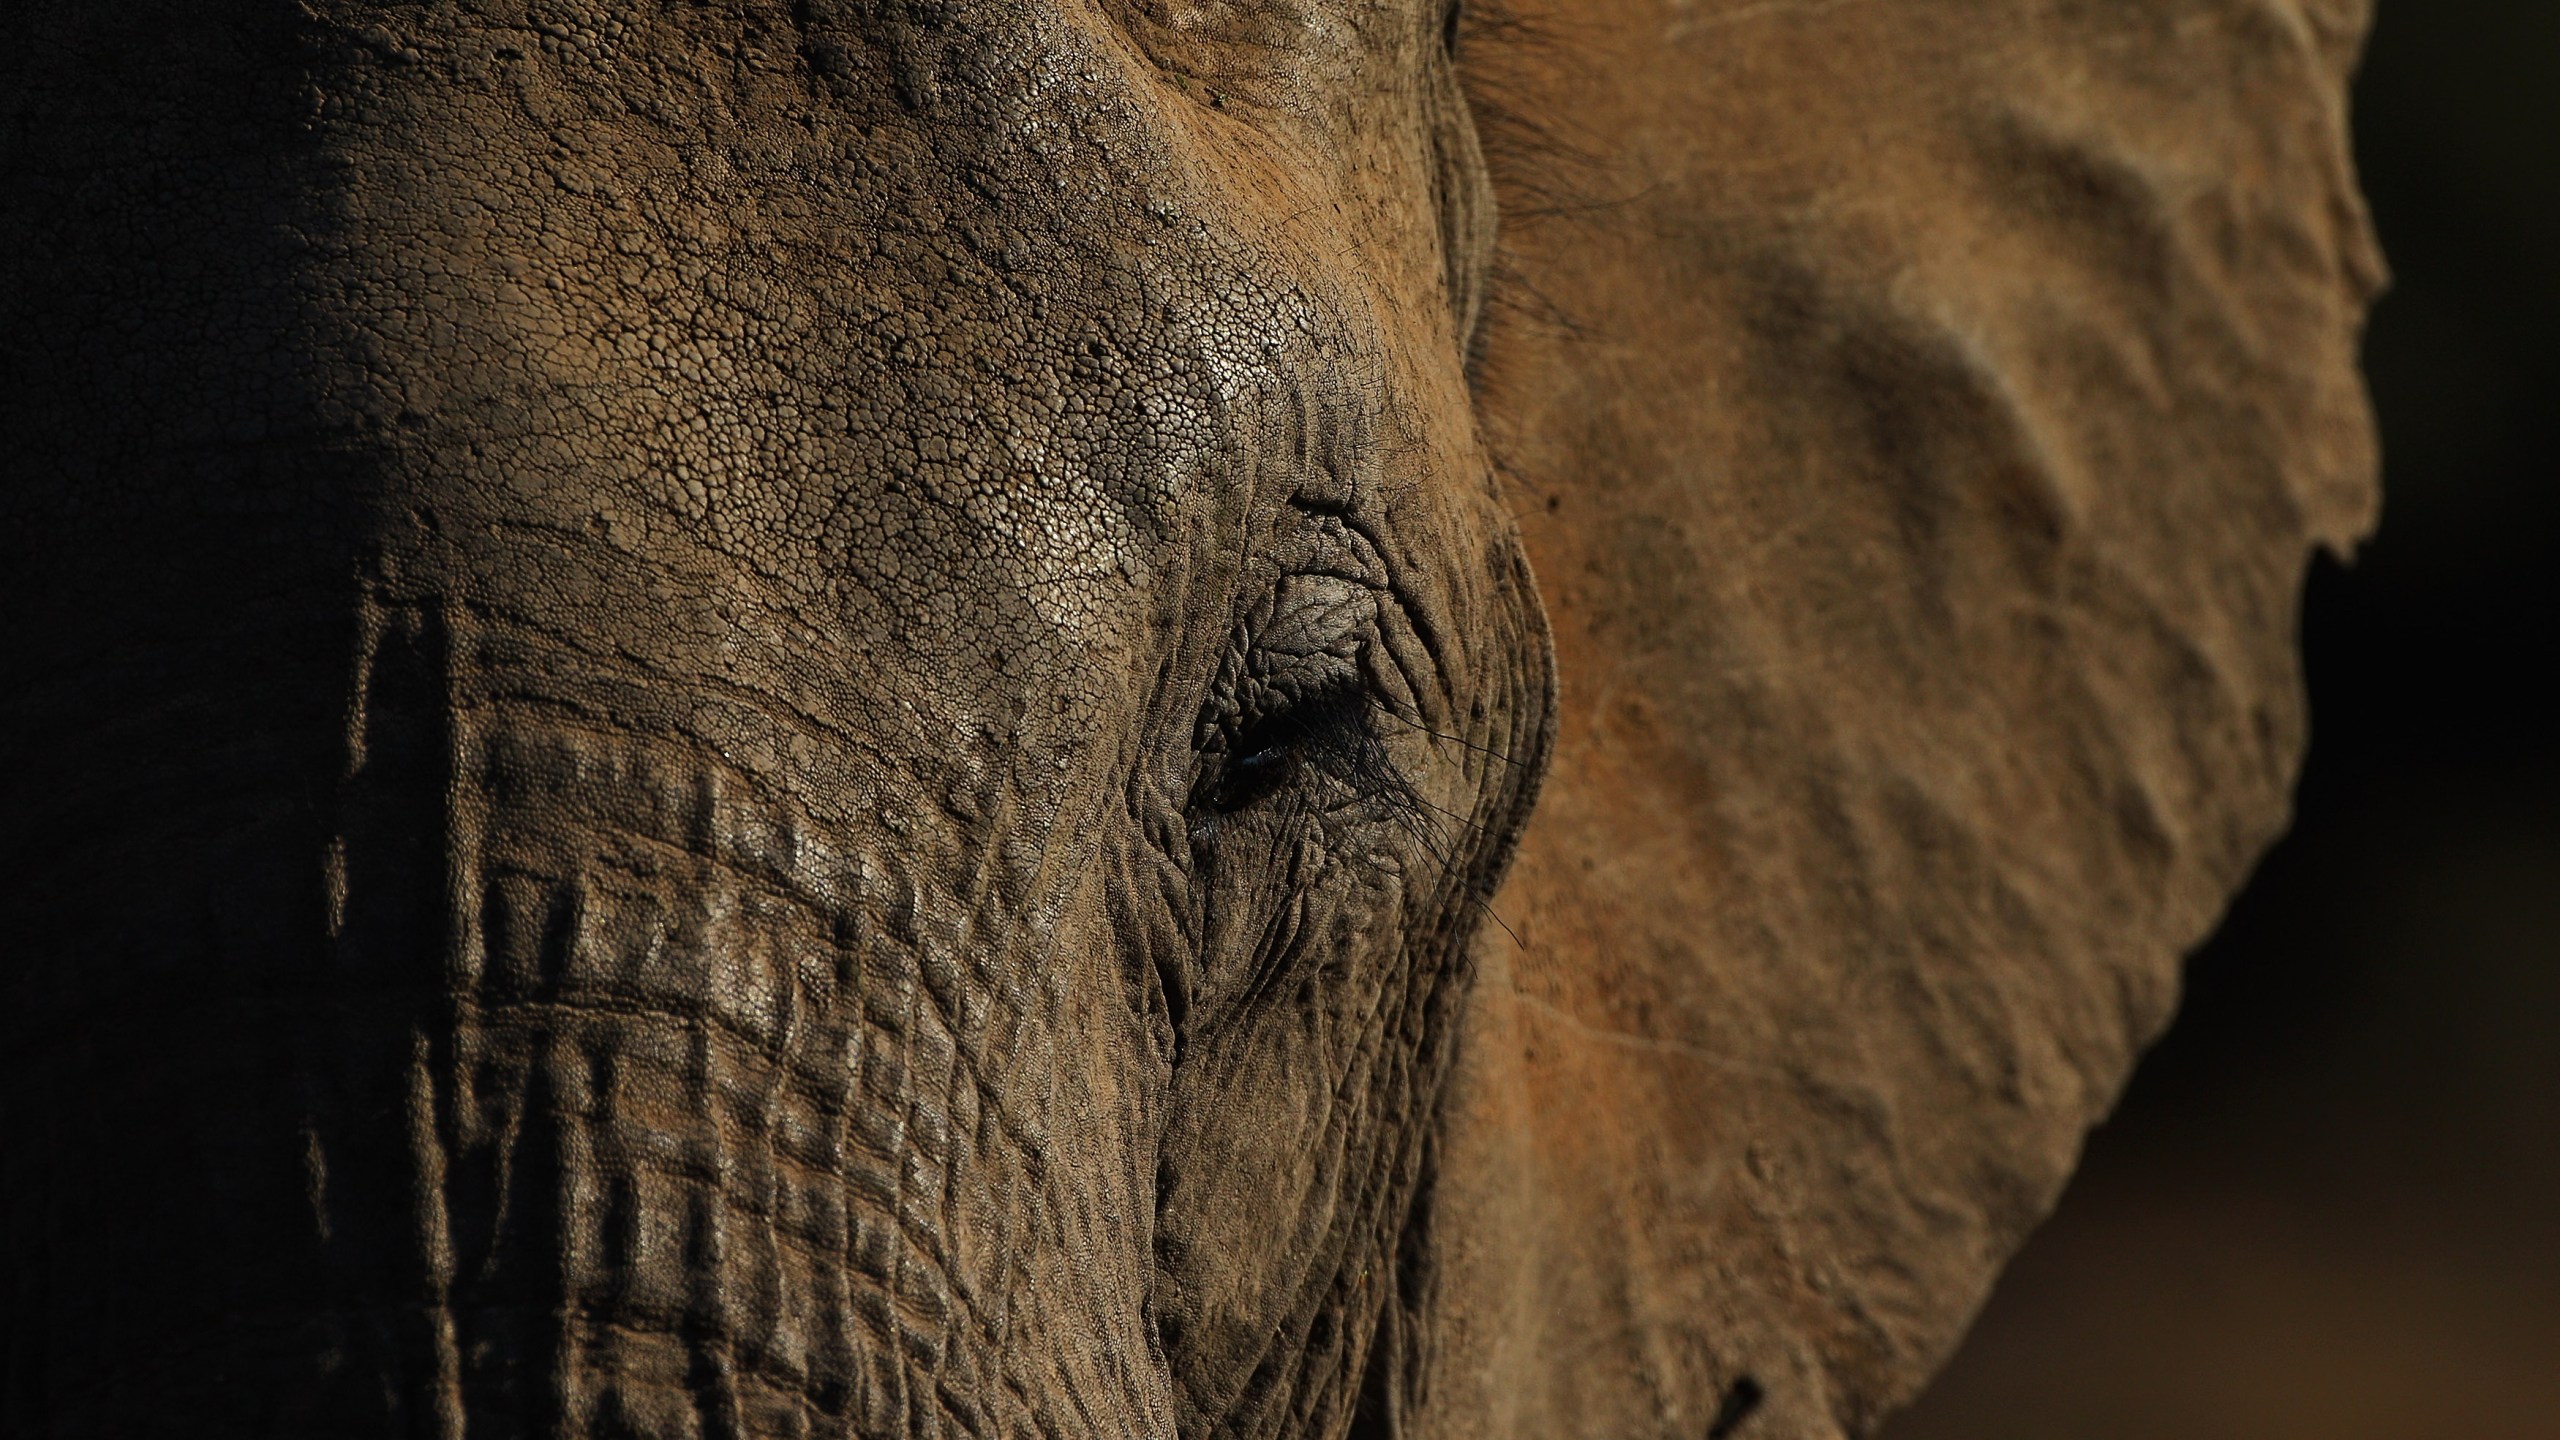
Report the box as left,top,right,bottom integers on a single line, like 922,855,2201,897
0,1,2376,1438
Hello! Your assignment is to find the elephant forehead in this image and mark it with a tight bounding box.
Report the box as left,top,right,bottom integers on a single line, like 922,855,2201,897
313,9,1401,645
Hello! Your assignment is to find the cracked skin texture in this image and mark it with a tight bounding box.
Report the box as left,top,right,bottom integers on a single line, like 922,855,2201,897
0,2,2374,1439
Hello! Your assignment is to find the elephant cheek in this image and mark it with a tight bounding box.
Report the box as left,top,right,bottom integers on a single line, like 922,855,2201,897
1147,882,1456,1439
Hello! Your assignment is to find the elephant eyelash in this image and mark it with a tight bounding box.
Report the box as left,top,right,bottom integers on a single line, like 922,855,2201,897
1201,678,1386,816
1186,675,1532,952
1199,684,1500,870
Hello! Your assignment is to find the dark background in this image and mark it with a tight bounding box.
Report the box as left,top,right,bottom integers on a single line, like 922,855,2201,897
1888,4,2560,1437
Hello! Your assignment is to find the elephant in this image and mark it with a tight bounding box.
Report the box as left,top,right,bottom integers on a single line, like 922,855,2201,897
0,0,2378,1436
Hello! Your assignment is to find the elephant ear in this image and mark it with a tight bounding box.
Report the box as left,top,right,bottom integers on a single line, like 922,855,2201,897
1423,1,2381,1436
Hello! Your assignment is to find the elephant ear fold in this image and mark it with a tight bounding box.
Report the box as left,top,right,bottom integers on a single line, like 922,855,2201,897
1425,2,2380,1436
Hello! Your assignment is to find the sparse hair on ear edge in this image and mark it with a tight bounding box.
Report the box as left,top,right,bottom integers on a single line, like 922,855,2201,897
1446,0,1615,504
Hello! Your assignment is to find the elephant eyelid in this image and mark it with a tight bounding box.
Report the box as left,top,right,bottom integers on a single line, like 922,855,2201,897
1196,671,1444,826
1203,678,1377,815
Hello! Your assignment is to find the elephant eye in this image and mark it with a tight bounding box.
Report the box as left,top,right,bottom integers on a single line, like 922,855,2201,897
1203,678,1375,816
1206,740,1292,815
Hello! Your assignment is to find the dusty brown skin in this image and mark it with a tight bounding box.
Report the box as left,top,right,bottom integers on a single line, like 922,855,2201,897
1429,2,2381,1437
0,1,2373,1438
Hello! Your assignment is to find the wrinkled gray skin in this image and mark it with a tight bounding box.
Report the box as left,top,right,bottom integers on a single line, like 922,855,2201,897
0,3,1549,1437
